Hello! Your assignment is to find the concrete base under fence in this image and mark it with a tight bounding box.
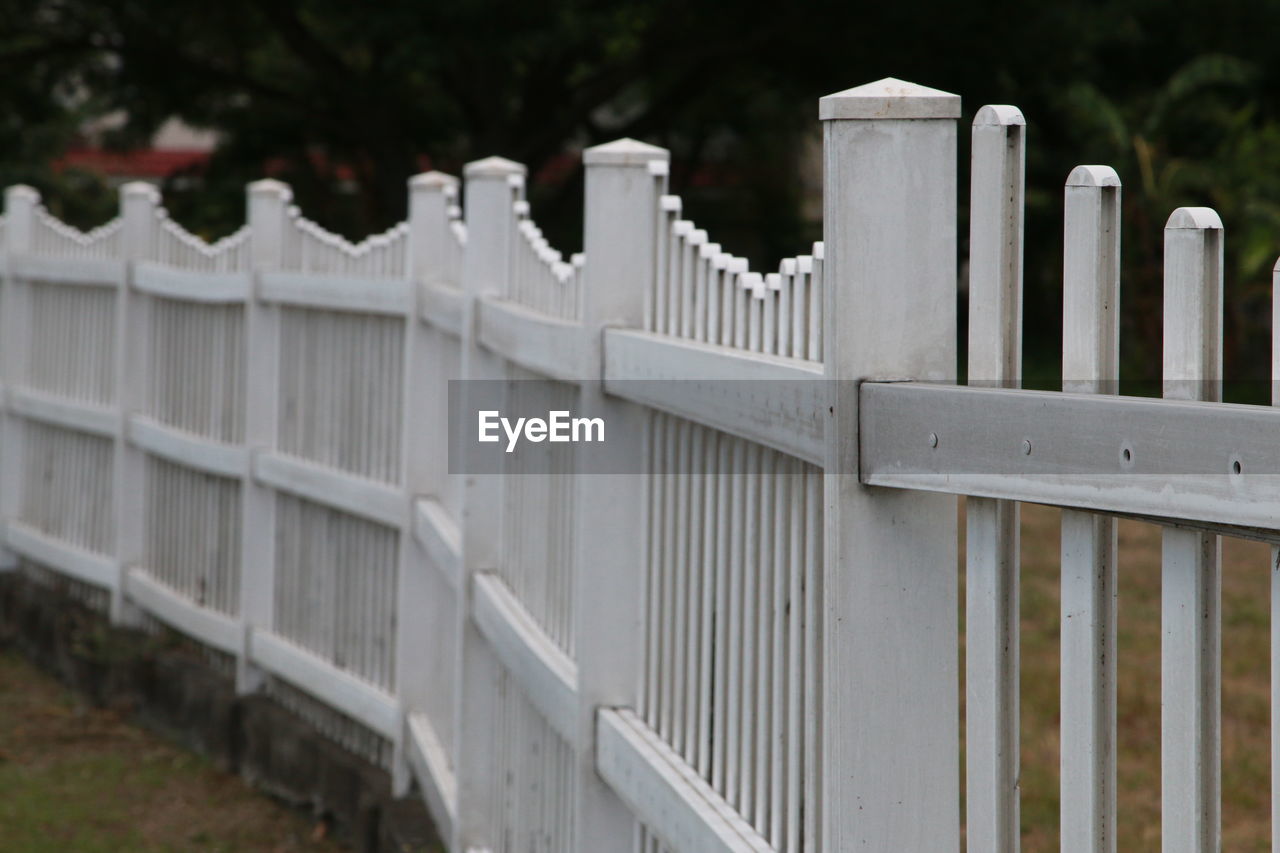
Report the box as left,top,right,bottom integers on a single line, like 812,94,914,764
0,572,442,853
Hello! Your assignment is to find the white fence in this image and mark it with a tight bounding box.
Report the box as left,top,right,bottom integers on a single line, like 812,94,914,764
1,76,1278,853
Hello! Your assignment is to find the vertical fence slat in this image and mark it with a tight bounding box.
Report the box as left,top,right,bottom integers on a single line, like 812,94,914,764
966,104,1025,853
1060,165,1121,853
1161,206,1224,853
820,78,960,852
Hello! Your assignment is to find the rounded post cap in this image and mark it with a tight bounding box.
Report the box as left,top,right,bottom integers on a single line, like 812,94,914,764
819,77,960,120
409,170,459,190
1166,206,1223,231
973,105,1025,127
583,137,670,167
5,184,40,204
248,178,293,201
464,156,527,178
1066,165,1121,188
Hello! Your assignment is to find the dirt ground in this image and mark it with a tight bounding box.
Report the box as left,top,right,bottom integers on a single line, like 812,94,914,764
0,650,347,853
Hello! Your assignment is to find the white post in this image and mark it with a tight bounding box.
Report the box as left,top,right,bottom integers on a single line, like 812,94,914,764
1060,165,1121,853
452,155,525,852
0,186,40,571
238,179,291,693
1161,207,1223,853
393,170,459,802
1273,255,1280,853
966,104,1024,853
407,171,460,497
573,138,669,852
113,181,160,624
819,78,960,852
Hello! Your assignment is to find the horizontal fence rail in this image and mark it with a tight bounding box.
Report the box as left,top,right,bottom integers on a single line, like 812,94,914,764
1,77,1278,853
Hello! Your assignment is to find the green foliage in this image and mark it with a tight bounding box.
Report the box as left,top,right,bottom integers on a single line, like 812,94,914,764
2,0,1280,380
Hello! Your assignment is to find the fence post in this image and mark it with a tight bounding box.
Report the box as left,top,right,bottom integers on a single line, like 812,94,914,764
406,171,460,498
238,179,291,693
819,78,961,851
393,170,459,804
573,138,669,851
452,155,525,851
113,181,160,624
0,185,39,571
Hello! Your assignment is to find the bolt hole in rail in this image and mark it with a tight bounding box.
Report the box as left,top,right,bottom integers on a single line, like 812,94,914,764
0,78,1277,852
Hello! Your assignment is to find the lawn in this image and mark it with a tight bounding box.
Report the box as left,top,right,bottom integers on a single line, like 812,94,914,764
1004,502,1273,850
0,651,346,853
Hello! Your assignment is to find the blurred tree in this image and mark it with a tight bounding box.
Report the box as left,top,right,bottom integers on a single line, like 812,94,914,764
1061,55,1280,394
1,0,1279,383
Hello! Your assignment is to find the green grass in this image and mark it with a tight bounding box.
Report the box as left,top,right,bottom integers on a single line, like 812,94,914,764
997,503,1274,851
0,651,346,853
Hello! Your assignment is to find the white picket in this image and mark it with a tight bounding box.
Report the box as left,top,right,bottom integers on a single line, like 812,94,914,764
1161,207,1224,853
965,104,1024,853
1060,165,1122,853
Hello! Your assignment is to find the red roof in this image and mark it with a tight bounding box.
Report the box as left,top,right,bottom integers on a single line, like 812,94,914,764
55,148,211,178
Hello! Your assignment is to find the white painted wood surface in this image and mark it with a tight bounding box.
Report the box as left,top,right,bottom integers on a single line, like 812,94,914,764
451,154,525,853
1060,165,1121,853
8,253,125,287
133,263,250,302
1161,207,1223,853
602,328,824,464
8,386,117,437
820,77,960,853
471,571,578,744
596,709,773,853
239,179,289,693
412,497,462,593
5,519,119,589
965,104,1024,853
124,567,242,654
248,628,401,739
572,138,668,853
127,415,249,478
1272,257,1280,853
259,271,413,315
475,295,593,382
253,450,406,528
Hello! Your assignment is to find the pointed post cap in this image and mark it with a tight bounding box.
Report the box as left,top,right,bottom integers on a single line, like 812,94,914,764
248,178,293,201
409,170,459,190
583,137,669,167
819,77,960,120
464,155,527,179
